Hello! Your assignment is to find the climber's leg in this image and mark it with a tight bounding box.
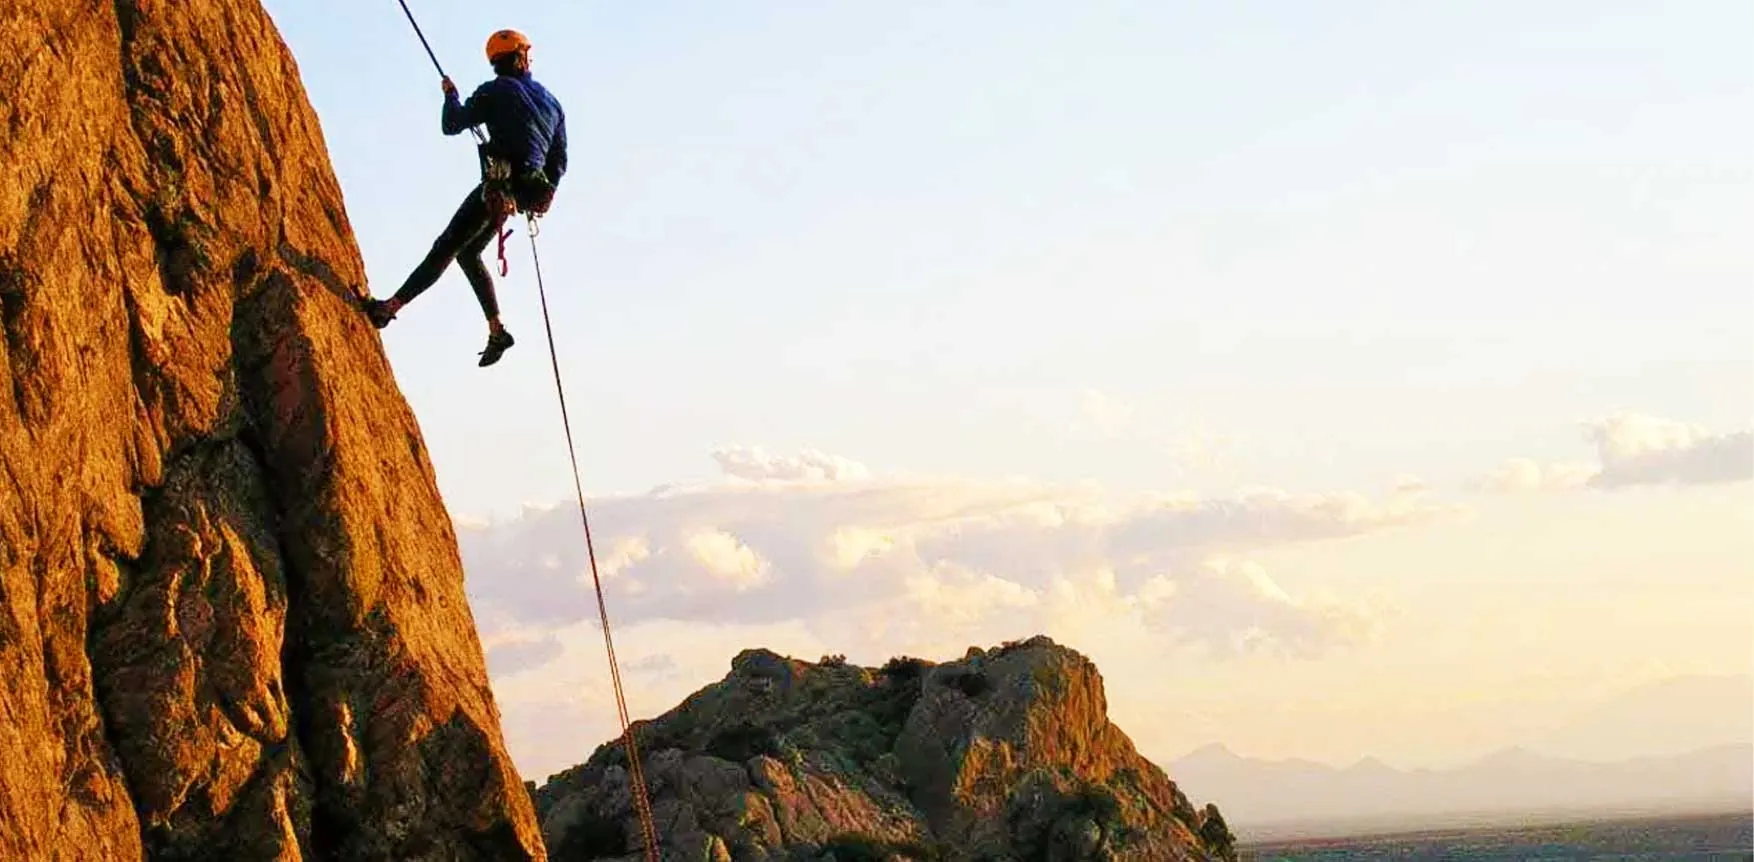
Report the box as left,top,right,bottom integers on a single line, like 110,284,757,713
363,185,492,328
457,208,516,366
456,212,505,324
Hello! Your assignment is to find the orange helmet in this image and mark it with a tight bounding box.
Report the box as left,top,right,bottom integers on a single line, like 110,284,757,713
485,29,531,63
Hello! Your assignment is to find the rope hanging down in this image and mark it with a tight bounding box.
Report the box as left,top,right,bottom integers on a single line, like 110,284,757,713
390,3,659,857
526,217,662,859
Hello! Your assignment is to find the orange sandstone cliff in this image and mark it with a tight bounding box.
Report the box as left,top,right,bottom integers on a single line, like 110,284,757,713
0,1,544,858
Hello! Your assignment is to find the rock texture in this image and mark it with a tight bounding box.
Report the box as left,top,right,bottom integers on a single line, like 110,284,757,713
533,636,1239,862
1,1,543,858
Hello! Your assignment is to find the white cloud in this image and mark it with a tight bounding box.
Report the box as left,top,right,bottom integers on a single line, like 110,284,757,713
1585,413,1753,489
1164,558,1384,659
597,536,652,579
827,526,896,570
684,529,771,590
1473,413,1752,493
710,444,872,483
1476,457,1597,493
901,562,1040,626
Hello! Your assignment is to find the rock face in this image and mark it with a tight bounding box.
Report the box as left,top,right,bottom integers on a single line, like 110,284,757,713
1,1,543,859
533,636,1238,862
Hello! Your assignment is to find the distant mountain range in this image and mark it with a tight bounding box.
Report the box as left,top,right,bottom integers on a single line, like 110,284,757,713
1170,742,1750,834
1165,674,1753,837
1528,674,1753,762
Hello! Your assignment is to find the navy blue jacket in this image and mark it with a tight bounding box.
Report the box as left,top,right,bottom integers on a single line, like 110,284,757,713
443,71,568,185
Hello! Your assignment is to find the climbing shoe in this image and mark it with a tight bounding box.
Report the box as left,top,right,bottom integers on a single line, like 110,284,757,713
478,328,515,367
363,298,398,329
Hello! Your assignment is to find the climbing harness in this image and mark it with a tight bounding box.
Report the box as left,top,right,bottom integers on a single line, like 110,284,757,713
525,215,661,858
485,165,555,278
391,4,660,858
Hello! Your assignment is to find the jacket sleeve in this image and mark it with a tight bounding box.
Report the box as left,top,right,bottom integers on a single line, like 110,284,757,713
544,111,568,185
442,80,496,136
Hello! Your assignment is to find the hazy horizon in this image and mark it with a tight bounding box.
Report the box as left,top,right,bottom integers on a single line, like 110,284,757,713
1169,671,1754,765
261,0,1753,819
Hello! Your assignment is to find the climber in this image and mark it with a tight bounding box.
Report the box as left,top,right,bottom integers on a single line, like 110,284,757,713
362,28,568,367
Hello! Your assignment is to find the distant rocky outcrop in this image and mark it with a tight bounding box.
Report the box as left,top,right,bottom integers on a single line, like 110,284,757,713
1,1,542,858
533,636,1238,861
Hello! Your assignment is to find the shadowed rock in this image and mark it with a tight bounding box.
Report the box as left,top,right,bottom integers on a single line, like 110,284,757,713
0,0,544,858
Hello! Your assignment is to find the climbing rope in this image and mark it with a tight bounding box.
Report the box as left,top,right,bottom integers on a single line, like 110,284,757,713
390,2,659,856
525,215,661,860
393,0,485,147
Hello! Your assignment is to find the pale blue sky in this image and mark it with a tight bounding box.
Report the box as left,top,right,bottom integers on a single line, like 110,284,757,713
263,0,1752,519
258,1,1752,780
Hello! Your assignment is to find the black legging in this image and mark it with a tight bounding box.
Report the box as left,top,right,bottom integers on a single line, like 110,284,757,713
390,183,508,319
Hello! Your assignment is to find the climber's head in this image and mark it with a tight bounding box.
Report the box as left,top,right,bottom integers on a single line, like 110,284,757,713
485,29,532,75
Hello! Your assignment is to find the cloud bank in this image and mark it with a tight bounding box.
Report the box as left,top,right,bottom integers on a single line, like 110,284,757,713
462,448,1443,776
1477,413,1752,493
465,407,1735,778
460,455,1450,657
